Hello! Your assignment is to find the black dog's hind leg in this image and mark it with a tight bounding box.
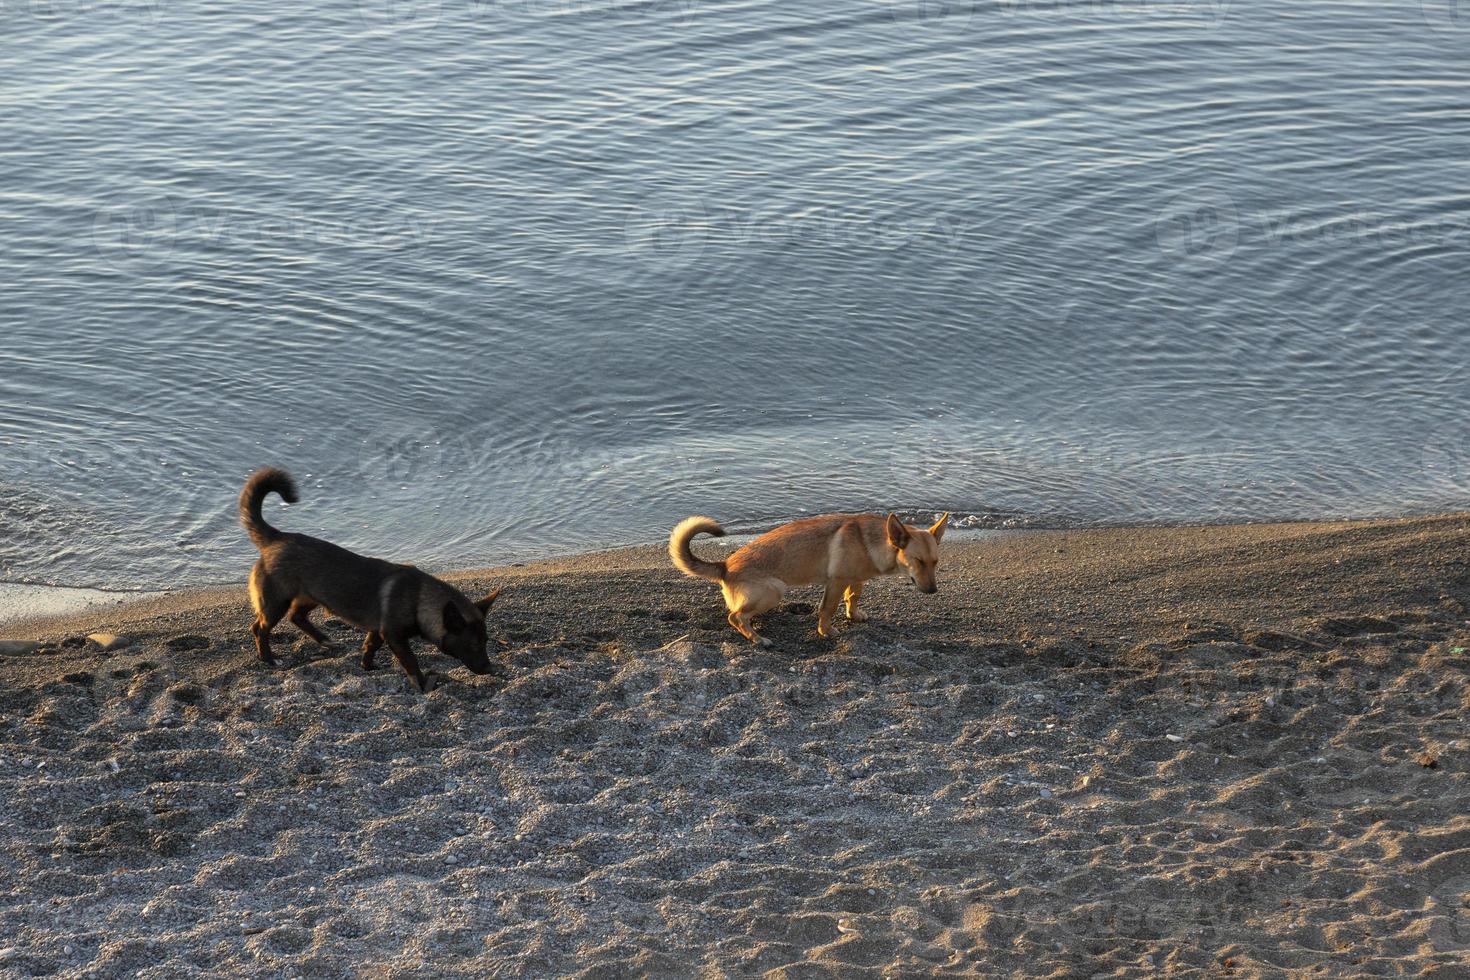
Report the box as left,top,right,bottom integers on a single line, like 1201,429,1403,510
286,599,333,652
289,599,333,647
248,563,292,667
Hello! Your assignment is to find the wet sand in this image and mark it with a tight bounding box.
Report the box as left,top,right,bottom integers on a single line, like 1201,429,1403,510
2,515,1469,976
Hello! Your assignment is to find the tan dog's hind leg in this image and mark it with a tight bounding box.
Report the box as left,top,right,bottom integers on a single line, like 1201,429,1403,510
728,609,765,645
843,581,867,622
724,580,780,647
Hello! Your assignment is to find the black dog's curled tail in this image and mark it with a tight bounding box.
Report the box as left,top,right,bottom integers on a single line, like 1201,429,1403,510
240,467,299,548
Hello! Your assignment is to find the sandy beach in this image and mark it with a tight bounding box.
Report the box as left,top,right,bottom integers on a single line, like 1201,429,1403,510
2,515,1469,977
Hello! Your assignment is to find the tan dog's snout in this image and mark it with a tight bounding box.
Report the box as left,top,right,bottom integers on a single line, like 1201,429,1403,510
907,566,939,594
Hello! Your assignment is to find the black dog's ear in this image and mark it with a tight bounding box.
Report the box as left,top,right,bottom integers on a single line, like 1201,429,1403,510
443,602,467,633
475,588,502,614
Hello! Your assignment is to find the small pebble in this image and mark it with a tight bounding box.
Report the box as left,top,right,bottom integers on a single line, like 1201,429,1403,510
1166,734,1185,743
1040,788,1053,798
63,946,73,956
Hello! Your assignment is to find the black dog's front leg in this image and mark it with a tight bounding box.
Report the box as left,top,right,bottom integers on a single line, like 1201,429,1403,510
385,633,432,692
361,631,383,670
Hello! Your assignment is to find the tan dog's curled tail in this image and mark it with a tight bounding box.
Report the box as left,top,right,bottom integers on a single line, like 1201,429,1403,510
669,516,728,582
240,467,299,548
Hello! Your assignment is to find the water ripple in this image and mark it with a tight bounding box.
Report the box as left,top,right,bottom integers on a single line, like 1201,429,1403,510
1,0,1467,589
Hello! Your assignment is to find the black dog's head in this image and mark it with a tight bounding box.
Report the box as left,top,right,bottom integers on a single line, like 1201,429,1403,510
438,589,501,674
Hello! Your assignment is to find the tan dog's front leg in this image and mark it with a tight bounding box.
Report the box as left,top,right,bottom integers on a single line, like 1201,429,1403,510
844,581,867,622
817,582,844,637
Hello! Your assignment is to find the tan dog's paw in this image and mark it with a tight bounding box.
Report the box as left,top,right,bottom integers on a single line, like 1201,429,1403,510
847,609,869,623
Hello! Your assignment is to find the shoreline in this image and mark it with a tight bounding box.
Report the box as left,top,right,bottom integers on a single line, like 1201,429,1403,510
4,513,1467,645
2,511,1458,640
2,512,1469,975
0,583,170,629
1,507,1443,628
0,527,1014,633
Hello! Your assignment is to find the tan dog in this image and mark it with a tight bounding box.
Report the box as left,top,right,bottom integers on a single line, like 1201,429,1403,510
669,512,949,646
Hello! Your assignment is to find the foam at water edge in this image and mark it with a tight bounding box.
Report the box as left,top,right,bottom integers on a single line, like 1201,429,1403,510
0,583,166,627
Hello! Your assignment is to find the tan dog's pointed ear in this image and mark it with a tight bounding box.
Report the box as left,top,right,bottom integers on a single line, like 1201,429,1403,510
475,588,502,614
930,512,950,541
885,513,910,548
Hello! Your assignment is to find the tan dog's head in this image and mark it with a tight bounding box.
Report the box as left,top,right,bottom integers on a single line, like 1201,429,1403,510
886,512,948,594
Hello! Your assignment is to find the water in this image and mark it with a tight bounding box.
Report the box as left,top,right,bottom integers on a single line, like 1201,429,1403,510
3,0,1469,592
